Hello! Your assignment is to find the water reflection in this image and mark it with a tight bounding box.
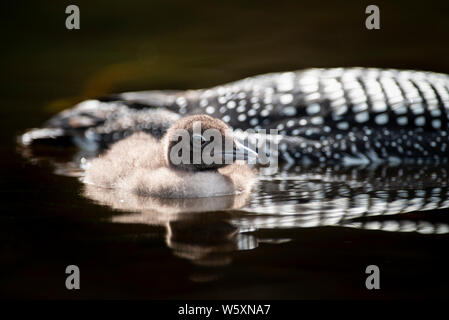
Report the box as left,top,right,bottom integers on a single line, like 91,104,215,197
18,144,449,269
245,164,449,234
84,184,257,268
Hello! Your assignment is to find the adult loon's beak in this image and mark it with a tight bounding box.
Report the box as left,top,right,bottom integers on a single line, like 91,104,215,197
222,140,258,163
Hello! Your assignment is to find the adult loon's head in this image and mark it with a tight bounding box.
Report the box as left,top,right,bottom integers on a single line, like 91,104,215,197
162,114,257,171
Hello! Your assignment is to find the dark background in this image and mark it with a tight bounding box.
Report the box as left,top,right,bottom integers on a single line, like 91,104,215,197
1,0,449,299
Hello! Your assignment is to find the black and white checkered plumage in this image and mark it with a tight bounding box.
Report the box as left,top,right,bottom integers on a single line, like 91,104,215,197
21,68,449,165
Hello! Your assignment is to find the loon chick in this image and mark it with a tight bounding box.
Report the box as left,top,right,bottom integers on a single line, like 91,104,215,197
84,115,257,198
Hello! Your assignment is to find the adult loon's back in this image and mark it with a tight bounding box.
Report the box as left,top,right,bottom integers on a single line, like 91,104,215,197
21,67,449,165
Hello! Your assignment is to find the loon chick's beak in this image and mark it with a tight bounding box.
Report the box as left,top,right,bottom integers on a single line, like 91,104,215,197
223,140,258,164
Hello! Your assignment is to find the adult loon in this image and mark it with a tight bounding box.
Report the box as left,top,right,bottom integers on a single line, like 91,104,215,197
84,115,257,198
21,67,449,165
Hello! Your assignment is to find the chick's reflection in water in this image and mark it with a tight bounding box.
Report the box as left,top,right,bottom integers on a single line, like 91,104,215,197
83,184,258,272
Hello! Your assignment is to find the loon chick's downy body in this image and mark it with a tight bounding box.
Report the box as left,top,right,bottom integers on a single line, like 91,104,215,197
84,115,256,198
22,68,449,165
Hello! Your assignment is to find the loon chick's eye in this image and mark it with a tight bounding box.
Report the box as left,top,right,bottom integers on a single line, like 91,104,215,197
192,134,208,146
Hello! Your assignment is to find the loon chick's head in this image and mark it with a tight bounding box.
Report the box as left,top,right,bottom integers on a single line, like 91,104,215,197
162,115,257,171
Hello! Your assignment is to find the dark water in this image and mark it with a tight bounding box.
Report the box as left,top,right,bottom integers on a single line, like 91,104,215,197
2,1,449,299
